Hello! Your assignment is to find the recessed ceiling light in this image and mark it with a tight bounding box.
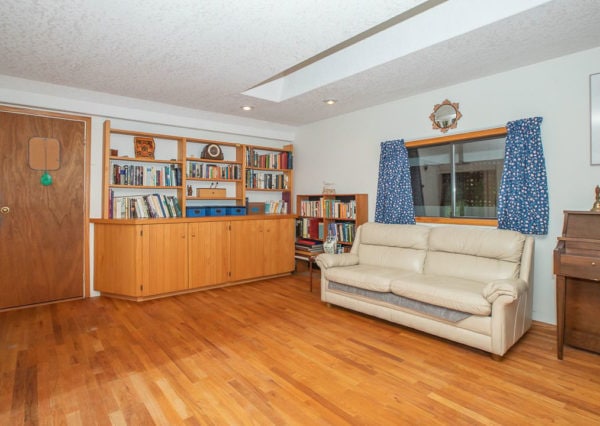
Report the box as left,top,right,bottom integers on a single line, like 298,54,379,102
323,99,337,105
241,105,254,111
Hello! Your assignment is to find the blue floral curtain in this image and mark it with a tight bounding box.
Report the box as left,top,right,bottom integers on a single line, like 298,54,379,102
375,139,415,224
497,117,549,235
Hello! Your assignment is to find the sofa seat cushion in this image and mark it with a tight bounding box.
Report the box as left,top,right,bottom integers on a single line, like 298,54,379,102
390,273,491,316
324,265,414,293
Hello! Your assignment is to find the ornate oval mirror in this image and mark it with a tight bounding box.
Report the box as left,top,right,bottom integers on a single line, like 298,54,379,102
430,99,462,133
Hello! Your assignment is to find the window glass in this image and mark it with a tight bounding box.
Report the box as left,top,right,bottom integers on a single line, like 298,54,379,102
408,136,505,219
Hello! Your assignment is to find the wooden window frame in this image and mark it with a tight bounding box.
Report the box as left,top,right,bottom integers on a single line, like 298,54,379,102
405,127,507,227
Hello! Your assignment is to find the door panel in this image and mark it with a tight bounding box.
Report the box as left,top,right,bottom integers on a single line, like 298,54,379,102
144,223,188,296
230,220,263,281
93,223,141,297
263,218,295,276
0,110,86,308
188,221,230,288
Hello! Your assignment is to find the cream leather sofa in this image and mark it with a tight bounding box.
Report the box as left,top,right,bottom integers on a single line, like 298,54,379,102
316,222,534,358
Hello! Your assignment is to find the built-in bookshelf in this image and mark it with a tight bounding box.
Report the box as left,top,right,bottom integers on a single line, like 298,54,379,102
296,193,368,250
245,144,293,214
101,120,294,218
102,121,185,219
185,138,245,208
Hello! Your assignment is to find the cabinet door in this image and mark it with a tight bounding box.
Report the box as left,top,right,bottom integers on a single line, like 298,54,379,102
94,223,142,297
263,218,295,276
230,220,264,281
188,221,230,288
143,223,188,296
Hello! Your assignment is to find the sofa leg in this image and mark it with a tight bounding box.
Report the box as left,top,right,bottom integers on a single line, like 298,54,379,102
490,353,504,361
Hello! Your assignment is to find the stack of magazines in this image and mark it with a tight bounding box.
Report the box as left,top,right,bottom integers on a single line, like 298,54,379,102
295,239,324,256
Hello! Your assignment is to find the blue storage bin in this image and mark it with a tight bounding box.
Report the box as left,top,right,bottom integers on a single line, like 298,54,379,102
186,206,208,217
209,207,227,216
227,206,246,216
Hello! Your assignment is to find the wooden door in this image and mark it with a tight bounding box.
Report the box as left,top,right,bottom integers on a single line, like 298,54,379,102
263,218,295,276
143,223,188,296
0,109,87,309
188,221,230,288
230,219,263,281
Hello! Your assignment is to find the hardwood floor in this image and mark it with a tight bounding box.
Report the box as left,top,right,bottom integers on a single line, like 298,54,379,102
1,274,599,425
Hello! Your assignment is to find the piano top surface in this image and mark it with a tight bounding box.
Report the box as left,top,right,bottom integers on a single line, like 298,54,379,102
561,210,600,240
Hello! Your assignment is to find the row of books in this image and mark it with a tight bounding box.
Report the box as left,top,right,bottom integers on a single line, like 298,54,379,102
109,192,182,219
187,162,241,180
112,164,182,187
265,199,288,214
246,150,293,170
246,171,289,190
297,218,324,240
299,198,357,219
330,222,356,243
297,218,356,243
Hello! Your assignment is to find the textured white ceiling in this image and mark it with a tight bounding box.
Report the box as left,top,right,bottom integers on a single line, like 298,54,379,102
1,0,599,126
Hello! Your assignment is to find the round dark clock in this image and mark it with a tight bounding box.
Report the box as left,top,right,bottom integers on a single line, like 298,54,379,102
201,144,224,160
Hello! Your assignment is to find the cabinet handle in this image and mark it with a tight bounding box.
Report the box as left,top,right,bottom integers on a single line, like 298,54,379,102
592,262,597,266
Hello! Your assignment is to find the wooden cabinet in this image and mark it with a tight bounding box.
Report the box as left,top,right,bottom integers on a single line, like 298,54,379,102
145,223,188,296
93,216,295,300
263,218,295,276
94,223,142,296
188,221,230,288
296,193,368,251
230,219,263,281
94,222,188,298
230,218,295,281
554,210,600,359
96,121,297,300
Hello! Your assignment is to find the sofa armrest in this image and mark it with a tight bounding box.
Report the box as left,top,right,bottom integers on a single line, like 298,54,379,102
315,253,359,269
482,278,528,303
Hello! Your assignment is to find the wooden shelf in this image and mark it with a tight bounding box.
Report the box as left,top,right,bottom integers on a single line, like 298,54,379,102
109,184,182,189
189,196,242,201
246,188,291,192
186,157,242,165
246,166,292,172
110,156,182,165
186,177,242,182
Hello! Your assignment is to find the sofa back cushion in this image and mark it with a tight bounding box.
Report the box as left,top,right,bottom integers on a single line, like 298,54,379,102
423,226,526,282
357,223,429,272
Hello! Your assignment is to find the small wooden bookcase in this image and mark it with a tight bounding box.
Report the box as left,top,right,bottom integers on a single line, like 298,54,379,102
296,193,368,251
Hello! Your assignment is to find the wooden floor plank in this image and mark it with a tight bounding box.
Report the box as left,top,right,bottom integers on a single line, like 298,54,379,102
1,274,599,424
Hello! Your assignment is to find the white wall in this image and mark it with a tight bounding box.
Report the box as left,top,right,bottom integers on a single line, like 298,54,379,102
294,46,600,325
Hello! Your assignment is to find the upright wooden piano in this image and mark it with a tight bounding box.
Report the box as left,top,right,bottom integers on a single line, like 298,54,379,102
553,210,600,359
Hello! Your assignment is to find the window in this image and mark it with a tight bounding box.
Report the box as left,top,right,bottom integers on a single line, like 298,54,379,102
406,127,506,226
